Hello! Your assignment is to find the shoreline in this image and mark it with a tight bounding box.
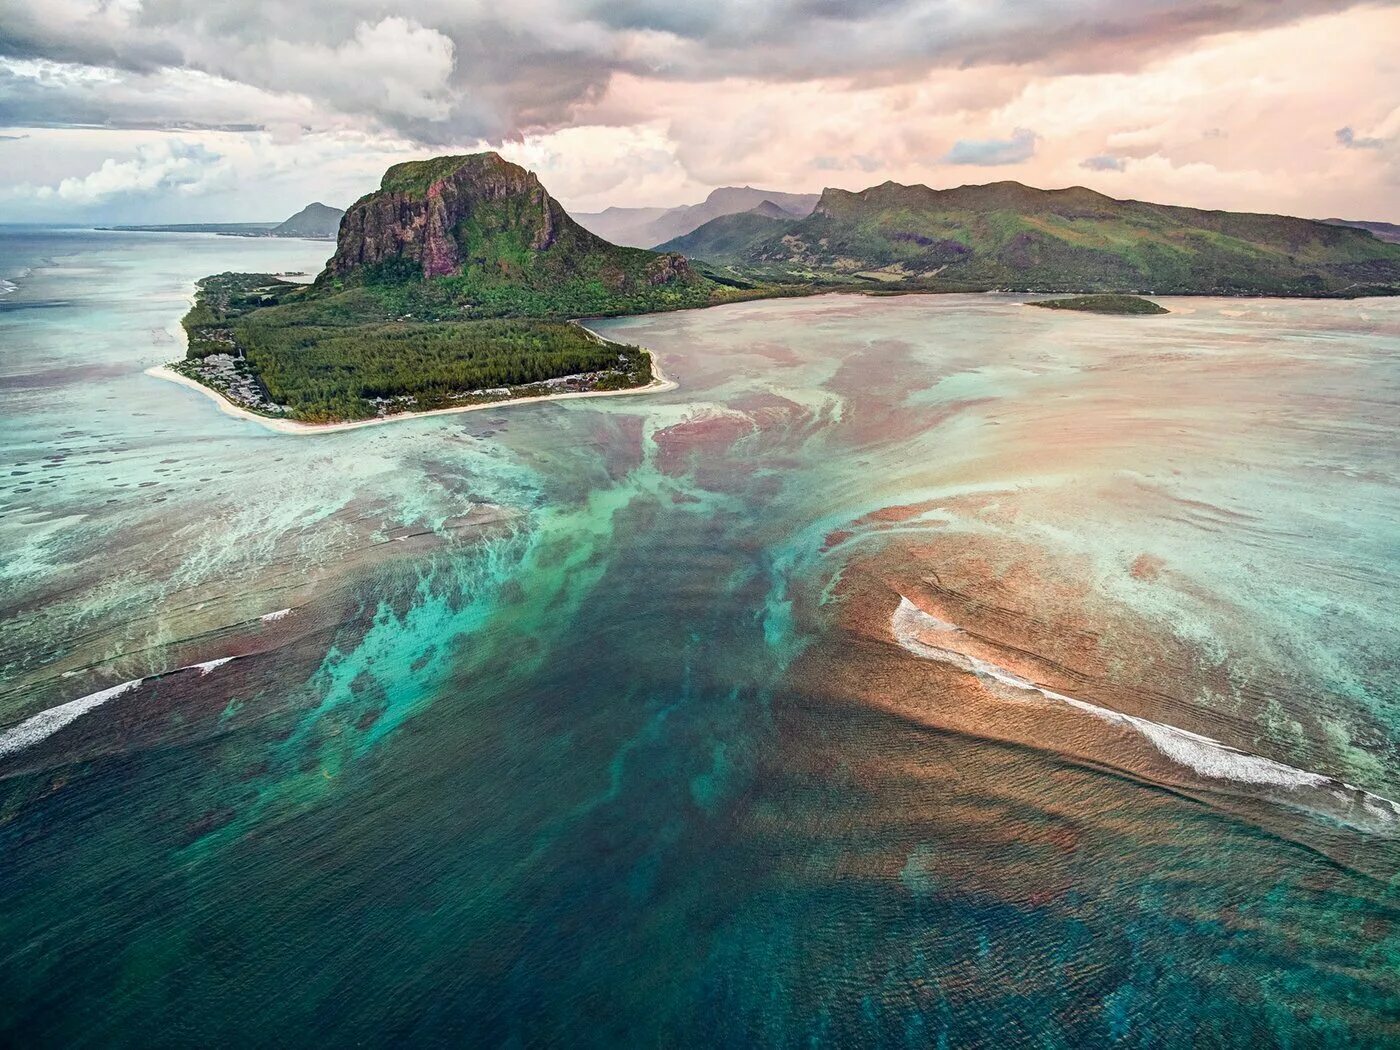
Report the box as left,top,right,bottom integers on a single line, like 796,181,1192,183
146,324,678,436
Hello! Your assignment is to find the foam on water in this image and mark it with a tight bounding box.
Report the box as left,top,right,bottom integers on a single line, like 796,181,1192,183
0,656,241,760
891,597,1400,831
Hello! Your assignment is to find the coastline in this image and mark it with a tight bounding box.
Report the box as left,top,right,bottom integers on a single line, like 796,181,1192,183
146,324,678,436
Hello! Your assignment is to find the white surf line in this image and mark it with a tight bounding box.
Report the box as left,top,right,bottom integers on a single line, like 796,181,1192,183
891,596,1400,829
0,655,243,760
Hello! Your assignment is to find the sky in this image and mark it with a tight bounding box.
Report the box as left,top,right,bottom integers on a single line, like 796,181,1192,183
0,0,1397,224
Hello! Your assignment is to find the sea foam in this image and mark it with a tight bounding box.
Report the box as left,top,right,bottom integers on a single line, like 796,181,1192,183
0,656,240,760
891,596,1398,828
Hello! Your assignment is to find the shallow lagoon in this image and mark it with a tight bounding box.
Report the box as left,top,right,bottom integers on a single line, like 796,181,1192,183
2,230,1399,1045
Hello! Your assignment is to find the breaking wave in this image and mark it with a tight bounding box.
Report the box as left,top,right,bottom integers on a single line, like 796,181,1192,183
891,597,1400,832
0,656,242,760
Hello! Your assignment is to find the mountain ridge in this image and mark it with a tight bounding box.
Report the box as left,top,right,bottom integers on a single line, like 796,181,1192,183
323,152,709,315
574,185,820,248
1322,217,1400,244
668,178,1400,296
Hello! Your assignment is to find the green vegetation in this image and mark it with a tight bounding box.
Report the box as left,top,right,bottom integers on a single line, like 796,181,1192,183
325,153,728,318
673,181,1400,297
1029,294,1169,315
176,154,729,423
656,211,790,262
182,272,293,357
377,155,485,198
181,273,656,423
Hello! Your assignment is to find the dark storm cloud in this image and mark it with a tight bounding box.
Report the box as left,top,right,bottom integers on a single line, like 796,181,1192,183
0,0,1392,145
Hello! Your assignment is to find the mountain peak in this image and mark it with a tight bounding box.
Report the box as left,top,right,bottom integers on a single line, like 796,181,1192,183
332,152,569,279
376,151,522,198
747,200,794,220
273,201,345,238
324,152,704,302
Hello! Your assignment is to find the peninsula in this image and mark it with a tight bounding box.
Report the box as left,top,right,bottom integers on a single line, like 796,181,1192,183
164,152,1400,426
165,153,736,425
106,202,345,240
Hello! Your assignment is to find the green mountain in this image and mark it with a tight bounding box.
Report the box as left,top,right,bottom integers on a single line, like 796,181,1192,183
321,152,715,317
272,202,343,239
177,153,731,422
656,208,790,261
1322,217,1400,244
677,180,1400,296
574,186,820,248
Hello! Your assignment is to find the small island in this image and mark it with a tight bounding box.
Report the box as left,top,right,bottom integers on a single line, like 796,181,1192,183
1028,294,1169,315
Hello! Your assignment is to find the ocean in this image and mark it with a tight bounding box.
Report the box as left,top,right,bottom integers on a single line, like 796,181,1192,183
2,228,1398,1045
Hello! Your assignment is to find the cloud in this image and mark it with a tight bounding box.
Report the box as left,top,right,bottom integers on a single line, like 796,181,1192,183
1081,153,1127,172
944,127,1037,165
1,3,1399,224
251,18,457,125
0,0,1386,145
1336,125,1384,149
812,154,882,172
16,141,228,204
0,59,314,134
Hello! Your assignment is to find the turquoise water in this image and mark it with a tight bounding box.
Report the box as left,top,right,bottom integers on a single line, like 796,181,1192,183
2,230,1399,1045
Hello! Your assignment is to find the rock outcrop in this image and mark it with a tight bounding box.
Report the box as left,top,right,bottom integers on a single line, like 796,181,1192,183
326,152,696,292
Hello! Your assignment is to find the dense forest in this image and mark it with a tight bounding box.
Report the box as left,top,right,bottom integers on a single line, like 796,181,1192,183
181,273,654,422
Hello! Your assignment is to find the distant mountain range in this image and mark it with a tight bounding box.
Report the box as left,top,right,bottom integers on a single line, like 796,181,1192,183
105,202,344,240
660,180,1400,296
324,152,712,315
1321,218,1400,244
270,202,344,238
574,186,820,248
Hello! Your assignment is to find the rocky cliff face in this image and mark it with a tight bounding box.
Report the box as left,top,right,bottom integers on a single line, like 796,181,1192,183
325,152,695,290
328,153,545,278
